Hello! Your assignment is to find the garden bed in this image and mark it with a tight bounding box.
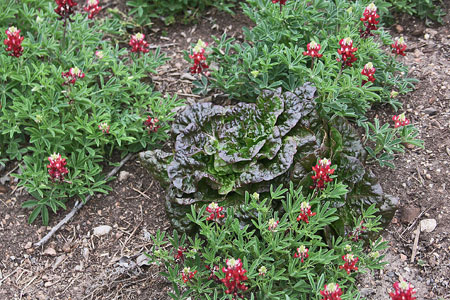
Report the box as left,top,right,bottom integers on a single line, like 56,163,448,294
0,2,449,300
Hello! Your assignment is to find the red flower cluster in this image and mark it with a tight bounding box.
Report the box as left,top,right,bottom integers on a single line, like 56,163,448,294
84,0,101,19
143,116,160,133
181,267,197,283
360,3,380,38
258,266,267,276
311,158,335,190
221,258,248,297
294,245,309,263
361,62,376,86
47,153,69,182
297,201,316,223
303,41,323,58
339,254,359,275
4,27,24,58
129,33,149,54
337,37,358,67
206,264,221,283
54,0,78,20
320,283,343,300
268,218,279,231
62,67,85,85
349,220,367,241
389,280,417,300
189,41,209,76
206,202,225,221
272,0,287,4
392,113,410,128
174,246,186,261
391,37,407,56
98,122,110,134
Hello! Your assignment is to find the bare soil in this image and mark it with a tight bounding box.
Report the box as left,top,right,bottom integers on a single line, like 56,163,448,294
0,2,449,300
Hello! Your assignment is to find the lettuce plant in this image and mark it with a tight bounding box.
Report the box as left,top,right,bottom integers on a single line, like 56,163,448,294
141,84,398,233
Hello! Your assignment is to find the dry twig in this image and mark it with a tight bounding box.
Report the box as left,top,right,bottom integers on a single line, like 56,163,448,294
131,187,151,200
121,220,143,255
410,224,421,263
400,204,435,237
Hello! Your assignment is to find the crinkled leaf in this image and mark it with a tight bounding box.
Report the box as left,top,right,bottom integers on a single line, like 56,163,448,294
238,137,297,186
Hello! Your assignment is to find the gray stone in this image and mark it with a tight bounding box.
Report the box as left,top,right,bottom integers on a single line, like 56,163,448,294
93,225,112,236
420,219,437,233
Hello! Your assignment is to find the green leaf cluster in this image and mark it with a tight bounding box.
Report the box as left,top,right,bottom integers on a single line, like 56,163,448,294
383,0,446,25
126,0,238,26
191,0,423,167
148,183,388,299
0,0,184,224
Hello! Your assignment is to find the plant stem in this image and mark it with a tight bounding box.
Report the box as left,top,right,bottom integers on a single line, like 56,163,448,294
62,16,68,50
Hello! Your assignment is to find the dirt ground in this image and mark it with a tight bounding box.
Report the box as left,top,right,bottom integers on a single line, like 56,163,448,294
0,2,449,300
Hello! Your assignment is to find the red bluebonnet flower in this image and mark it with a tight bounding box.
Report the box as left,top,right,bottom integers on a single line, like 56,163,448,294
129,33,149,54
95,50,104,59
348,220,367,241
98,122,110,134
206,202,225,221
320,283,343,300
337,37,358,67
221,258,248,297
62,67,85,85
84,0,101,19
360,3,380,38
189,51,209,75
47,153,69,182
268,218,280,231
272,0,287,11
391,37,407,56
54,0,78,21
181,267,197,283
339,254,359,275
268,218,279,231
293,245,309,263
144,116,160,133
297,201,317,223
361,62,376,86
392,113,410,128
303,41,323,58
189,40,209,76
206,264,221,283
174,247,187,261
258,265,267,276
389,280,417,300
311,158,335,190
4,27,24,57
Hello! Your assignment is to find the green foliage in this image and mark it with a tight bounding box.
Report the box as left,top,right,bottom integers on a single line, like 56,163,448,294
0,0,184,224
362,118,423,168
148,183,388,299
384,0,446,24
126,0,238,26
188,0,422,167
